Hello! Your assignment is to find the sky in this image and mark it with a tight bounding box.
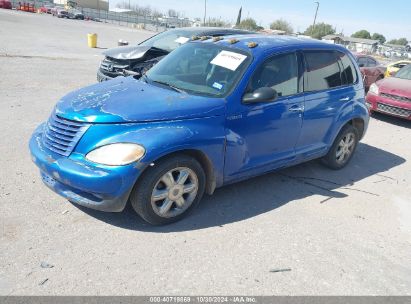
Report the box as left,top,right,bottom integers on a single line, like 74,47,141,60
109,0,410,41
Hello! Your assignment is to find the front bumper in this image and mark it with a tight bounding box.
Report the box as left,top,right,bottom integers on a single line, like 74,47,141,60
29,124,141,212
366,93,411,120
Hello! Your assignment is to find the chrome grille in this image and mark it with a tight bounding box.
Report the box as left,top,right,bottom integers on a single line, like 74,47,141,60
380,93,411,103
377,103,411,118
100,58,129,73
43,114,89,156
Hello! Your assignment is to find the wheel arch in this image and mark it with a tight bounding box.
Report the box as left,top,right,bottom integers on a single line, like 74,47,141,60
328,116,366,149
140,149,217,195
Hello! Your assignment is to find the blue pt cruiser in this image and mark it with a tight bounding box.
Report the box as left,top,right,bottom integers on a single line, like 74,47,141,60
30,35,369,225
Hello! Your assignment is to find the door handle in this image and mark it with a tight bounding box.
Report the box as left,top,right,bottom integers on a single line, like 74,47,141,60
289,105,304,112
340,97,351,102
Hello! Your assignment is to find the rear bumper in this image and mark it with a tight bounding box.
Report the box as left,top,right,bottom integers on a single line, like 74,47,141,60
29,124,141,212
366,93,411,120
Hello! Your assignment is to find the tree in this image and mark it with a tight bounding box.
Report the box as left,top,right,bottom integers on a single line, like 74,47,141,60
207,18,230,28
237,18,259,31
371,33,386,44
270,19,293,34
304,22,335,39
388,38,408,46
236,7,242,27
351,30,371,39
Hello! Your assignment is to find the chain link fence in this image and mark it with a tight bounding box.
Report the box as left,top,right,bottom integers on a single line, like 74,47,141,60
9,0,191,32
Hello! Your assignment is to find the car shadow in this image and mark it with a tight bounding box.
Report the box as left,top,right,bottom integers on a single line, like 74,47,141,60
75,143,405,232
371,112,411,129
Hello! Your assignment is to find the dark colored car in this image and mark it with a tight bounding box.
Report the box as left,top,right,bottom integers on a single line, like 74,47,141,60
57,9,69,18
366,64,411,120
30,35,369,225
68,9,84,19
97,27,253,82
354,54,386,90
0,0,12,9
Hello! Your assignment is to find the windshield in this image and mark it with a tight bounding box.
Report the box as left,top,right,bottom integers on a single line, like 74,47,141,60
145,43,251,97
139,30,196,52
394,64,411,80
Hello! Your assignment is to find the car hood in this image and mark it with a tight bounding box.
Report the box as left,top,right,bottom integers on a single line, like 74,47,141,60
55,77,226,123
102,45,153,60
378,77,411,97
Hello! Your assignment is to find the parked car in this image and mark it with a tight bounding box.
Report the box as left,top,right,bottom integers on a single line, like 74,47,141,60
384,60,411,77
354,54,386,90
30,36,369,225
0,0,12,9
68,9,84,19
52,6,68,17
97,27,254,82
39,4,53,13
38,5,48,13
45,4,54,13
366,64,411,120
57,9,69,18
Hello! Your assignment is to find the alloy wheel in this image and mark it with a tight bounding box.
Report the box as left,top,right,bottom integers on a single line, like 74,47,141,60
336,132,356,165
151,167,199,218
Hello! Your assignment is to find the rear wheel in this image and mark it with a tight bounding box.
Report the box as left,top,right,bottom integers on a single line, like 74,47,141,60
321,125,359,170
130,155,205,225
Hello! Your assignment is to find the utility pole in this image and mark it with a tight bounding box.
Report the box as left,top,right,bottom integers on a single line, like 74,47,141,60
311,1,320,36
203,0,207,26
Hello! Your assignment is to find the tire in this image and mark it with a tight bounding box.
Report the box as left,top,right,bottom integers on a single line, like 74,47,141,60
321,124,359,170
130,155,206,225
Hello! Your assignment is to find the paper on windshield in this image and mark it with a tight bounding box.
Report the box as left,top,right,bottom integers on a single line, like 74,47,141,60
210,51,247,71
175,37,190,44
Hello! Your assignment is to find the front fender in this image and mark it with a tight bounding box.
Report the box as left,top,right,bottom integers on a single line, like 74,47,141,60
74,116,226,188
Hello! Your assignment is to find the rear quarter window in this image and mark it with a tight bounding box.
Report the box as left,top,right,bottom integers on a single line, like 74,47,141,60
336,51,358,85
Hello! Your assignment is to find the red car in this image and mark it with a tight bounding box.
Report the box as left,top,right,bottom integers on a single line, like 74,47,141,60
39,4,54,13
366,64,411,120
0,0,12,9
354,54,386,90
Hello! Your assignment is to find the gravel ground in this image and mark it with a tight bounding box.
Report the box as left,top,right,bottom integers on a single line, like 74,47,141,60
0,9,410,296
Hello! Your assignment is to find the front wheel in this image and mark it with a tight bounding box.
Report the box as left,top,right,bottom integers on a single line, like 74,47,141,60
130,155,206,225
321,125,359,170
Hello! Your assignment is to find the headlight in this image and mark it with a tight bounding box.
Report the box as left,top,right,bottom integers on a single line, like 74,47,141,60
86,143,145,166
369,83,379,95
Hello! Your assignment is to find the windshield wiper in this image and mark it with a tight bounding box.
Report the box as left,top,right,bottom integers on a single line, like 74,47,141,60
141,74,149,83
151,80,187,94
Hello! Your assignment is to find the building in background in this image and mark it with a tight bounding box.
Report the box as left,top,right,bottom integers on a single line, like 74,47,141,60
322,35,379,54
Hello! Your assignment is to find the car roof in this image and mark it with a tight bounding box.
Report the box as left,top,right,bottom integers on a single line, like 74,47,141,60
195,34,350,56
168,27,254,36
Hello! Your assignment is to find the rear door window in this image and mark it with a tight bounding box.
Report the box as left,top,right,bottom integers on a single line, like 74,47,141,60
303,51,342,92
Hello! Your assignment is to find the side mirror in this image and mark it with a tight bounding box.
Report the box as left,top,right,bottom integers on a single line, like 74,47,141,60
243,87,278,104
